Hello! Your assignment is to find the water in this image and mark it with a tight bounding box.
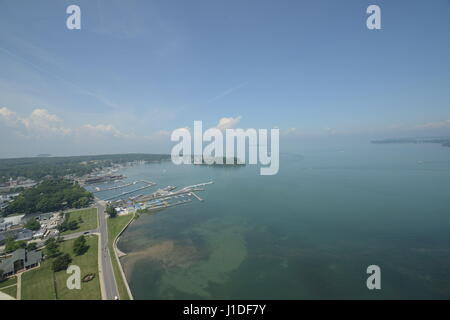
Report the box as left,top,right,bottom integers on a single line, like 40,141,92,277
102,141,450,299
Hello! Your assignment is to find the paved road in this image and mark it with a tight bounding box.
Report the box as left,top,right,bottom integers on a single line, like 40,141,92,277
46,203,119,300
61,229,97,241
96,200,119,300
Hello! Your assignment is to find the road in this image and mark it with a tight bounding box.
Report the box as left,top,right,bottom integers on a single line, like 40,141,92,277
61,230,97,241
95,200,119,300
54,202,119,300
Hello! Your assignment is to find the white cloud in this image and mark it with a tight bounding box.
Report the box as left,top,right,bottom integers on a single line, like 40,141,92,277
325,127,337,135
0,107,127,138
21,108,70,135
77,124,124,137
0,107,16,119
215,116,241,130
417,119,450,129
283,127,302,136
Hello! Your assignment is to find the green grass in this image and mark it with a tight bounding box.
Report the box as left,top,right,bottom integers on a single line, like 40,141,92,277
0,285,17,298
21,235,101,300
21,259,56,300
0,275,18,298
107,214,134,300
54,236,101,300
0,276,17,288
61,208,98,235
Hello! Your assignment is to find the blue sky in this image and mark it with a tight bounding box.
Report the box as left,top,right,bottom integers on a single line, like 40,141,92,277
1,0,450,157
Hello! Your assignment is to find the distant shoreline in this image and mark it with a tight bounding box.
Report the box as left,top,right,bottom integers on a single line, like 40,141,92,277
371,138,450,148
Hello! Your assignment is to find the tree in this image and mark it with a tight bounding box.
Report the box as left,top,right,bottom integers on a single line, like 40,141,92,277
5,238,27,253
26,242,37,251
24,218,41,231
68,220,79,230
52,253,72,272
4,179,94,215
57,219,79,233
73,235,88,256
106,205,117,218
45,238,60,258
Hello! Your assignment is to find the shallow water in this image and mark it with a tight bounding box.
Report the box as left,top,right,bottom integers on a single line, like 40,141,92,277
105,142,450,299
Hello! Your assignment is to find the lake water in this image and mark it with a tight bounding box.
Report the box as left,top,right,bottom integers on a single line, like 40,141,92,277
98,141,450,299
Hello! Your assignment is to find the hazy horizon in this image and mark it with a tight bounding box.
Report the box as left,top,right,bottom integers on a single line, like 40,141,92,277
1,0,450,158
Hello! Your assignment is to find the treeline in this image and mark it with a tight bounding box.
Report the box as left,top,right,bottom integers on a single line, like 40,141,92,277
371,138,450,148
191,156,246,166
2,179,93,216
0,153,171,183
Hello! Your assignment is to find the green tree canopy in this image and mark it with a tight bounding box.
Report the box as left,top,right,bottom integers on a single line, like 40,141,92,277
45,238,60,258
5,238,27,253
73,235,88,256
24,218,41,231
106,205,117,218
52,253,72,272
26,242,37,251
58,219,79,233
3,179,94,215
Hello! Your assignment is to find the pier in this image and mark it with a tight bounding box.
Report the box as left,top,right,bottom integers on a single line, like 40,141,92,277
180,181,213,190
104,182,156,201
92,179,156,194
92,182,135,193
191,192,204,202
110,181,213,207
145,198,193,211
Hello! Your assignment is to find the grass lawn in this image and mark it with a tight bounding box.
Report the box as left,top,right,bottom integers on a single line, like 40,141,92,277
61,208,98,235
54,235,101,300
21,235,101,300
0,285,17,298
0,276,17,288
21,259,56,300
107,214,134,300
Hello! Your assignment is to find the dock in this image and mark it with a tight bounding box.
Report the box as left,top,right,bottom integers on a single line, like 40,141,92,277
92,182,135,193
104,183,156,201
145,198,193,211
93,179,156,195
191,192,204,202
109,180,213,209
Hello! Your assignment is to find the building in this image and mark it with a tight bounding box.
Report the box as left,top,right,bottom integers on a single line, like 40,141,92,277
36,213,53,222
16,229,34,241
32,228,46,239
1,215,25,228
0,248,42,278
0,221,9,232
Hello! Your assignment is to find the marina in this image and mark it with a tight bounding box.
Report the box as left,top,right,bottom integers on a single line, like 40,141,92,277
87,174,214,214
103,183,157,201
112,181,212,212
92,180,156,194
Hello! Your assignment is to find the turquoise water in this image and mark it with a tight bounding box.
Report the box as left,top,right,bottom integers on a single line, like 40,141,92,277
110,142,450,299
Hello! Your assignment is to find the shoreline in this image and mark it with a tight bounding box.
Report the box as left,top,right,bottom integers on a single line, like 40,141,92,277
110,213,135,300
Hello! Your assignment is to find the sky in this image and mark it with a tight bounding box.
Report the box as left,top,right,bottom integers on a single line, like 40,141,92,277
0,0,450,157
